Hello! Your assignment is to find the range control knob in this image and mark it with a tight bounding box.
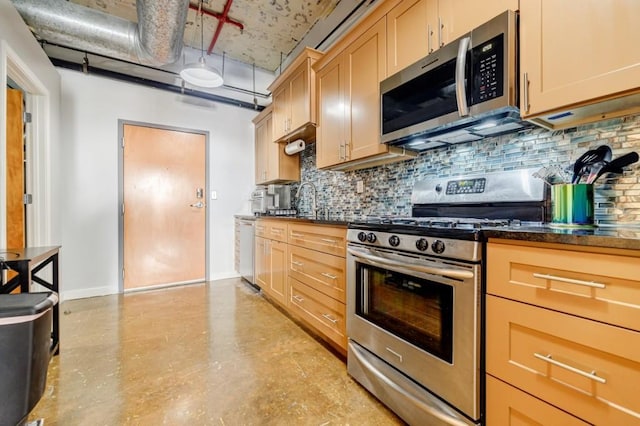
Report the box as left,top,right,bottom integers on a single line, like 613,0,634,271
366,232,377,243
431,240,446,254
415,238,429,251
357,232,367,242
388,235,400,247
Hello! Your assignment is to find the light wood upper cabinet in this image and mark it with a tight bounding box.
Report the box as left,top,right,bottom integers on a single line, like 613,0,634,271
386,0,518,75
253,106,299,185
316,18,393,169
520,0,640,128
268,47,323,143
386,0,430,76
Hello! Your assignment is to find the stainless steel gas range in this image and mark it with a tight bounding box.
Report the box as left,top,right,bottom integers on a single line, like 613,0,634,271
346,168,547,426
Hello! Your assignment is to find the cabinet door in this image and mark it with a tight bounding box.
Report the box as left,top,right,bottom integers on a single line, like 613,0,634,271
486,375,590,426
271,85,289,140
316,56,346,169
254,113,270,184
288,62,311,133
387,0,430,76
520,0,640,117
443,0,518,43
345,18,389,162
254,236,269,289
269,240,288,306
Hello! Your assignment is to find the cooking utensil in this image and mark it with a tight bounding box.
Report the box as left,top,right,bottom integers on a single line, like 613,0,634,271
591,151,639,183
571,145,611,183
586,146,613,183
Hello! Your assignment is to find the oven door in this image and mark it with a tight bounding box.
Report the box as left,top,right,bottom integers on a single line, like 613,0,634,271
346,244,481,422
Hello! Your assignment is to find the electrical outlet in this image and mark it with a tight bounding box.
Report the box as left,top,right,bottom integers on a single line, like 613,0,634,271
356,180,364,194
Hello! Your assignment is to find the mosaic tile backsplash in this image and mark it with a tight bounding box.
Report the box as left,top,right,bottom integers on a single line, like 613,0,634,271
292,113,640,224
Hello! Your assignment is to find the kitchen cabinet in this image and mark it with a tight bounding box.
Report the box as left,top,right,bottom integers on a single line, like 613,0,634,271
316,18,415,170
268,47,323,143
255,220,289,307
253,105,299,185
387,0,518,75
519,0,640,129
287,223,347,352
486,240,640,424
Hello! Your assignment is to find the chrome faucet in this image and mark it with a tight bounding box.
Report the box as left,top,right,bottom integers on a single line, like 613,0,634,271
295,182,318,218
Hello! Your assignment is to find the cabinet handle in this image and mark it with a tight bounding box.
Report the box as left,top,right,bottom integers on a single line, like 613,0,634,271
428,23,433,53
290,232,304,238
321,272,337,280
533,273,606,289
322,313,338,324
438,17,444,47
320,238,337,244
292,295,304,303
339,142,344,161
523,72,530,113
291,261,304,267
271,229,283,234
533,353,606,384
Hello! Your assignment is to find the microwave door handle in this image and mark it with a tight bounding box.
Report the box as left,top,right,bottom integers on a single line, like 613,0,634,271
347,247,473,280
455,36,471,117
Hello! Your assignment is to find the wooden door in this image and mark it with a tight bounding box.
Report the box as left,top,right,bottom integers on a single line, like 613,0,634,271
123,124,206,290
316,56,345,169
387,0,429,75
271,85,289,140
446,0,518,42
254,111,270,184
6,88,25,249
288,62,310,133
520,0,640,117
345,18,389,162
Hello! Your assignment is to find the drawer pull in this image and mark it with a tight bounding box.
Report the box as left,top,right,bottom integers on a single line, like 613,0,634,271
533,273,606,289
321,272,337,280
534,353,607,384
321,313,338,324
271,229,283,234
320,238,337,244
291,261,304,267
292,295,304,303
290,232,304,238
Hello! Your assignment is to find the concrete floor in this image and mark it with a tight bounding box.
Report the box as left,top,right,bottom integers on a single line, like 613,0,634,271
30,279,404,425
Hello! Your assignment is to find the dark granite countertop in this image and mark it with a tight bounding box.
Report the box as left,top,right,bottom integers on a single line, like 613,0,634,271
251,215,351,227
484,224,640,251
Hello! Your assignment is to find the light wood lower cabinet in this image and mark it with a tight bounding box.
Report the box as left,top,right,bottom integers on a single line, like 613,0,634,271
256,219,347,354
289,276,347,350
486,375,589,426
486,240,640,425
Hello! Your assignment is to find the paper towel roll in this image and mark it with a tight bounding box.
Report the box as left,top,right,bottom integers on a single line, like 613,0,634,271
285,139,305,155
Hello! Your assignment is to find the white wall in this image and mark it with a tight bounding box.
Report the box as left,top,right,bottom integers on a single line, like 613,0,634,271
59,68,257,300
1,0,61,247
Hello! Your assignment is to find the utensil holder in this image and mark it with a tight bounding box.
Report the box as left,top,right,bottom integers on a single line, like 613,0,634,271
551,184,594,227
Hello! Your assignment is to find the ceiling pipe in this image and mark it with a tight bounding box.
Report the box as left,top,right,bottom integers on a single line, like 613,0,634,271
194,0,244,56
12,0,189,66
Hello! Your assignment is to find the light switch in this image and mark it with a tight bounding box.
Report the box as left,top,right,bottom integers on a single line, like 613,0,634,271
211,191,218,200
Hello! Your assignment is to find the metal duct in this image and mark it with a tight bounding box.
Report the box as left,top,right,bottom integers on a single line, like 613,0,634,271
12,0,189,66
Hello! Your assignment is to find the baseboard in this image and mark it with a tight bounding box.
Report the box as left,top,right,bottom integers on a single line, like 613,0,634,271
60,285,115,302
210,271,241,281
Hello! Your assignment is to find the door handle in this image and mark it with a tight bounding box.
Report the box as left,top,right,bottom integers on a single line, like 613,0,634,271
190,201,205,208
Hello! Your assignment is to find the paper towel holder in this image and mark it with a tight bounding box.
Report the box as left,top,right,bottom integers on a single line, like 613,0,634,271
285,139,306,155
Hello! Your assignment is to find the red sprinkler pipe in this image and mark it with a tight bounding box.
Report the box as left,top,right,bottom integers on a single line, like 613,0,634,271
188,1,244,55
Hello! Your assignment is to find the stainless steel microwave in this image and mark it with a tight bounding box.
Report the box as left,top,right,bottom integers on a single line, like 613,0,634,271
380,10,527,150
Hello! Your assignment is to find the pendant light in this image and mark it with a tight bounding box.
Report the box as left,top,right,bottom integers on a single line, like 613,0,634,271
180,1,223,88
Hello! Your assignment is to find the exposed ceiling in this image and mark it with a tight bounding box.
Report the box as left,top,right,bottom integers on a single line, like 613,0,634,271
11,0,377,109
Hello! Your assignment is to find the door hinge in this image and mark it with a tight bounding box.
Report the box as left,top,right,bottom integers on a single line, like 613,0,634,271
23,193,33,205
23,111,32,124
122,268,125,280
121,203,125,215
121,137,125,148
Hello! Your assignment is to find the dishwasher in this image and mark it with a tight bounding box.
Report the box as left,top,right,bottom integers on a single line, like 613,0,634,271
237,217,257,287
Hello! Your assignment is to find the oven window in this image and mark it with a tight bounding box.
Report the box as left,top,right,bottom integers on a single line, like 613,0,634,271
356,263,453,363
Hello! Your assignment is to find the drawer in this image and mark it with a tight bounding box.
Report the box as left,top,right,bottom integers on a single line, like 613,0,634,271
289,276,346,350
288,244,346,303
255,221,267,238
487,242,640,331
486,295,640,424
288,223,346,257
486,375,589,426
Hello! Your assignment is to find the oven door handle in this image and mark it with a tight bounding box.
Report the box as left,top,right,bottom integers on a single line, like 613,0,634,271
347,247,473,280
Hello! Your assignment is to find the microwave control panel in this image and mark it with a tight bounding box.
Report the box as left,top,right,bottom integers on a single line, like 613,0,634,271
472,34,504,104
